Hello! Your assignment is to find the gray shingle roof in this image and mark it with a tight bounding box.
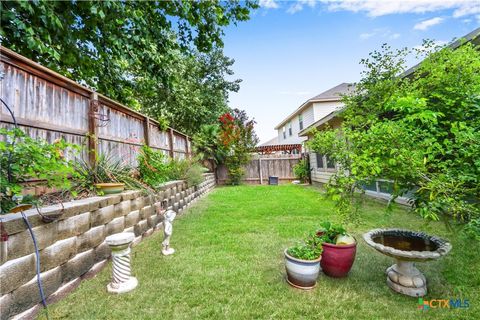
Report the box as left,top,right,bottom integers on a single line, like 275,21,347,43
309,83,354,101
274,82,354,129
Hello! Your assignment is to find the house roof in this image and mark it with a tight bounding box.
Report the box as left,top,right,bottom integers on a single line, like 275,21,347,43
274,83,354,129
259,136,279,147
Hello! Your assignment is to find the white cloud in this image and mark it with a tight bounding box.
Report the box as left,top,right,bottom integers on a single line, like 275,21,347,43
259,0,279,9
359,28,401,40
287,0,317,14
359,32,375,40
321,0,480,18
413,17,444,30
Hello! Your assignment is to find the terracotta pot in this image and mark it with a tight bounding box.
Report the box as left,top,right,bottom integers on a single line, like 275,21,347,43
95,183,125,195
284,249,321,290
320,242,356,278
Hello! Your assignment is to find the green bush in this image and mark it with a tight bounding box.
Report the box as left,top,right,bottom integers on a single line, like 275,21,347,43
138,145,170,187
167,158,190,181
0,128,76,213
73,153,143,193
293,159,310,183
185,163,208,187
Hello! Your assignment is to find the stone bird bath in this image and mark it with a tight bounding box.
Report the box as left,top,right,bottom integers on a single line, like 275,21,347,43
363,229,452,297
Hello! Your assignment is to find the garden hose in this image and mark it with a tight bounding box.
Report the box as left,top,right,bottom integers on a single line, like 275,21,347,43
21,211,50,319
1,98,50,318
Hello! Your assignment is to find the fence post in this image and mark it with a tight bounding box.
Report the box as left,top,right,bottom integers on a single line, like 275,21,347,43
143,117,150,146
185,136,190,158
259,157,263,185
168,128,174,158
88,92,99,166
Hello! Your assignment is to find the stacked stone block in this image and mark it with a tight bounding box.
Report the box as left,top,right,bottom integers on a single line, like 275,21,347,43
0,173,215,319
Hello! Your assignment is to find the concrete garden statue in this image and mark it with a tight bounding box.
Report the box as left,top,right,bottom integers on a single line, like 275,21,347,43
105,232,138,294
162,209,177,255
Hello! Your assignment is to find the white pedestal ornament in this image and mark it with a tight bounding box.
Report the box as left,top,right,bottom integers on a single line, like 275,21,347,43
105,232,138,293
162,210,176,256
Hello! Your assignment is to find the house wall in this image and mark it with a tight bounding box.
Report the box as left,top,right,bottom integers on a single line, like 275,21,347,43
0,174,215,319
312,101,344,122
276,105,313,145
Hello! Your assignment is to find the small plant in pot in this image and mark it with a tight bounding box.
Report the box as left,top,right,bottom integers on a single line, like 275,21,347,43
316,221,356,278
284,233,323,289
74,153,142,195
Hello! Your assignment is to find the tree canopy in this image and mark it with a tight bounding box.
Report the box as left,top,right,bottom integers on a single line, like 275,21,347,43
308,41,480,238
0,0,257,134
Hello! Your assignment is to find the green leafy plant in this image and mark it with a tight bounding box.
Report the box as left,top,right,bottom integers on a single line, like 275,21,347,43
308,41,480,238
167,158,191,181
293,159,310,183
137,145,171,187
1,128,76,213
73,152,143,193
287,231,324,260
315,221,347,244
185,163,208,187
219,109,259,185
287,243,322,261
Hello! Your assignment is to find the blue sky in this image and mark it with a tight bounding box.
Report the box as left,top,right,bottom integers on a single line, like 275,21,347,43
222,0,480,143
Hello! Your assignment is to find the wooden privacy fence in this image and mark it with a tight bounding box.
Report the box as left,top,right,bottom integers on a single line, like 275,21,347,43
0,47,190,167
216,153,302,184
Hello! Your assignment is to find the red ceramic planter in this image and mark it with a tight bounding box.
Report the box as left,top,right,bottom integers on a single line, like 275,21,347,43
320,242,357,277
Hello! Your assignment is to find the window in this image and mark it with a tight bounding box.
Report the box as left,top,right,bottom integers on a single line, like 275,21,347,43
282,126,286,139
378,181,394,194
326,155,336,169
288,121,292,136
316,153,324,169
299,114,303,131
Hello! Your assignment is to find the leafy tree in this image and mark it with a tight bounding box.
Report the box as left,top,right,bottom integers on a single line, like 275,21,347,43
219,109,259,184
308,41,480,237
0,0,257,134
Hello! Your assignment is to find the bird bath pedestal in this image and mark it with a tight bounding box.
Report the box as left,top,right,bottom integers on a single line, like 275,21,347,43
363,229,451,297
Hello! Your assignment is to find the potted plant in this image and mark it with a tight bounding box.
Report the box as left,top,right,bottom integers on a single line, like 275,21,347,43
74,154,142,195
316,221,356,278
284,233,323,289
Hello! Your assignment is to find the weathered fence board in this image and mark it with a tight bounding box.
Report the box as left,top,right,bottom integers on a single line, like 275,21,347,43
0,47,190,166
216,154,302,184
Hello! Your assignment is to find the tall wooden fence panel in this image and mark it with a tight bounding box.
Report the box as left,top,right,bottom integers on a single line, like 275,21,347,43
0,47,190,166
217,154,302,184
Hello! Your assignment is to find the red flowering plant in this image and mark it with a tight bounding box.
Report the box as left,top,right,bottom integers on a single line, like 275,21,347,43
218,109,258,185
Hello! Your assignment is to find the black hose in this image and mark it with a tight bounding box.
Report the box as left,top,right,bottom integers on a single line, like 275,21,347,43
2,98,49,318
21,212,48,310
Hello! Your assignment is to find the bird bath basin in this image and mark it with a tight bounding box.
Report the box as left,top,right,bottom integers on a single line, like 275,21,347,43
363,229,451,297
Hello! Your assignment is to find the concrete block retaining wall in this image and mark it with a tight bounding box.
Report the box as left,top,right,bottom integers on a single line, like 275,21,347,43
0,173,215,319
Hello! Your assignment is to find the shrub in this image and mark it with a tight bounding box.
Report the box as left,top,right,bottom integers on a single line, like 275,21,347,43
293,159,310,183
138,145,170,187
73,152,143,193
1,128,76,213
185,163,208,187
167,158,190,181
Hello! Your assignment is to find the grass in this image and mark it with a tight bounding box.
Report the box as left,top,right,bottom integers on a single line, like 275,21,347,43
43,185,479,319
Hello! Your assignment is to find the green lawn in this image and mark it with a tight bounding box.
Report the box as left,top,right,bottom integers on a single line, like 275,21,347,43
44,185,479,319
